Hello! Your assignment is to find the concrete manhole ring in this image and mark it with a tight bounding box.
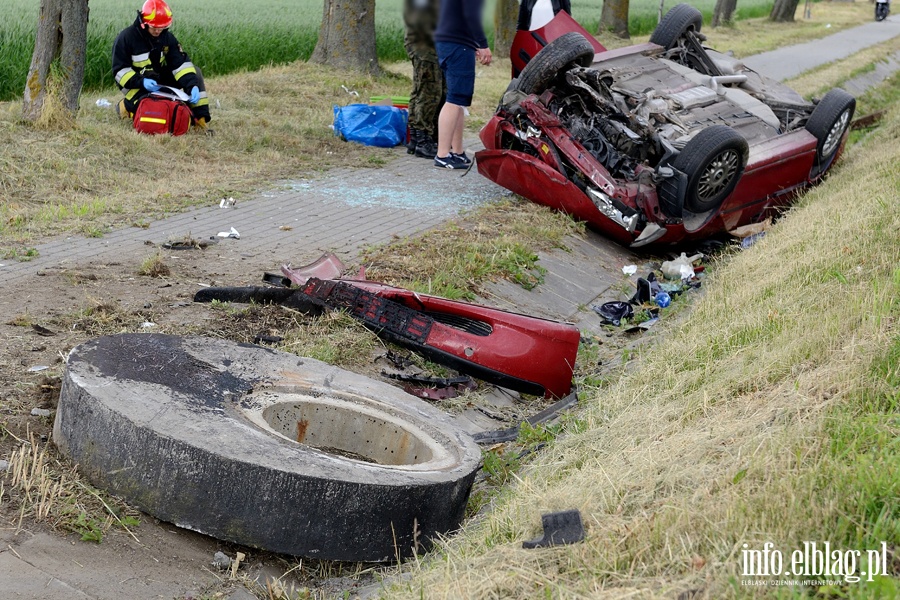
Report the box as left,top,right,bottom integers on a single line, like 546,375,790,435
54,333,482,562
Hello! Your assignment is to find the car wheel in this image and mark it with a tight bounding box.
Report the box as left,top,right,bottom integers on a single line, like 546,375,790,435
513,32,595,96
805,88,855,177
649,3,703,50
669,125,748,214
54,334,482,562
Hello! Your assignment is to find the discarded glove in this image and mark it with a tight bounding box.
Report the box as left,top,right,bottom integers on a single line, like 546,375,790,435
189,86,200,104
143,78,160,92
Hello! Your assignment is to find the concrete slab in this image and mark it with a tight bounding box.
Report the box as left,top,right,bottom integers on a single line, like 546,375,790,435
841,49,900,97
0,551,92,600
1,529,219,600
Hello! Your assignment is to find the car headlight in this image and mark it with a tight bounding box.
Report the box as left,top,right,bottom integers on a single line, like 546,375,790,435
588,188,639,232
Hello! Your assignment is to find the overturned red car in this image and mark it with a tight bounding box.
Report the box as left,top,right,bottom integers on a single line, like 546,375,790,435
477,4,855,248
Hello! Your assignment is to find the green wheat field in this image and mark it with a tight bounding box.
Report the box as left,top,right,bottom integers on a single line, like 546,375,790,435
1,0,773,101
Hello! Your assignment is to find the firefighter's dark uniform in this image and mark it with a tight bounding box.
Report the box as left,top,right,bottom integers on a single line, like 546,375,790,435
112,13,211,122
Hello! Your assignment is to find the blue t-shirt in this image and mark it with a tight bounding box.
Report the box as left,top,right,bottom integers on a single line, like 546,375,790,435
434,0,489,50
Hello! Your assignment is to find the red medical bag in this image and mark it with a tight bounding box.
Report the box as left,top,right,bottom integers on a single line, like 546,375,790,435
133,96,191,136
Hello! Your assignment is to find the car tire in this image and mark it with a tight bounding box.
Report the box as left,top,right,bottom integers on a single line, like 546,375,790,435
513,32,596,96
668,125,748,214
805,88,855,177
54,334,482,562
649,3,703,50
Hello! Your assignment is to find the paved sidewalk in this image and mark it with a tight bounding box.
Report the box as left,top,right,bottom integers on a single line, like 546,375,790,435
743,15,900,81
0,149,501,288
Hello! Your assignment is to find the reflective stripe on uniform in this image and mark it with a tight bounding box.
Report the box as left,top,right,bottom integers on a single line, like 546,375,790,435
125,88,140,100
116,68,136,87
190,90,209,107
172,61,196,80
132,52,151,68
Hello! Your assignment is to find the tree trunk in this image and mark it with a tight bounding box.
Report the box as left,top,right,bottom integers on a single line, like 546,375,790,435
23,0,89,122
598,0,630,39
712,0,738,27
769,0,800,22
494,0,519,59
311,0,380,75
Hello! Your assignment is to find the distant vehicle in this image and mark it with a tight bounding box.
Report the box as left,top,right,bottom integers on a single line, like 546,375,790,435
875,0,890,21
477,4,855,248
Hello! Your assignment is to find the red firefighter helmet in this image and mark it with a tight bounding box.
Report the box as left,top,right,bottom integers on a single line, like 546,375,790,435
140,0,173,28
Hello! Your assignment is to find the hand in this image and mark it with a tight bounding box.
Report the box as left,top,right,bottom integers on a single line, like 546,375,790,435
189,86,200,104
143,78,160,92
476,48,492,66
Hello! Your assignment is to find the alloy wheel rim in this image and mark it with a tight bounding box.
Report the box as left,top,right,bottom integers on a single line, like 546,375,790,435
698,149,740,201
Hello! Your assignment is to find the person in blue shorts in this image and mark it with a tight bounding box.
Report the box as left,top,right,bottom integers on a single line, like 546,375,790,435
433,0,492,169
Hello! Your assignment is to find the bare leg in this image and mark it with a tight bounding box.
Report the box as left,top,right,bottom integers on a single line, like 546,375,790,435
451,108,464,154
437,102,464,158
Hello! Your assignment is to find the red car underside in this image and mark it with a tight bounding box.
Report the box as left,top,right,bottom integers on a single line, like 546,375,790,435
477,102,820,246
478,17,844,248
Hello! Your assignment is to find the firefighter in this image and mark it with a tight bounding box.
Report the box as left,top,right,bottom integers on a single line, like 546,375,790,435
112,0,211,130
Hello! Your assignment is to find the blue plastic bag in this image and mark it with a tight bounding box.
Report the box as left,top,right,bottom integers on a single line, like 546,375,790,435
333,104,408,148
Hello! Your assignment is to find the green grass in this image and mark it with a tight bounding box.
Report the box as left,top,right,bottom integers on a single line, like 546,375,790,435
1,0,778,102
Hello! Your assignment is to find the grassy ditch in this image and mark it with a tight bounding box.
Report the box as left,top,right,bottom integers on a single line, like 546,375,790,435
382,87,900,600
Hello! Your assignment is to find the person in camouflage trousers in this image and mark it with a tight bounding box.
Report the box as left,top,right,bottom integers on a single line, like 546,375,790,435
404,0,445,159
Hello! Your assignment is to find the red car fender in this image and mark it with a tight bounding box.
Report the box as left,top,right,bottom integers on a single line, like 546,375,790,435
475,148,634,246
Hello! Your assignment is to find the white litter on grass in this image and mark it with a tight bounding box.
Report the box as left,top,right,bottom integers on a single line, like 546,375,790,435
341,85,359,97
661,252,703,280
217,227,241,239
96,98,111,107
31,408,52,417
622,265,637,276
141,322,156,328
219,197,236,208
27,365,49,372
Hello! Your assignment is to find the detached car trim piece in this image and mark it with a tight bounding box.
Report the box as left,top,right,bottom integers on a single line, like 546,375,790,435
478,4,855,248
